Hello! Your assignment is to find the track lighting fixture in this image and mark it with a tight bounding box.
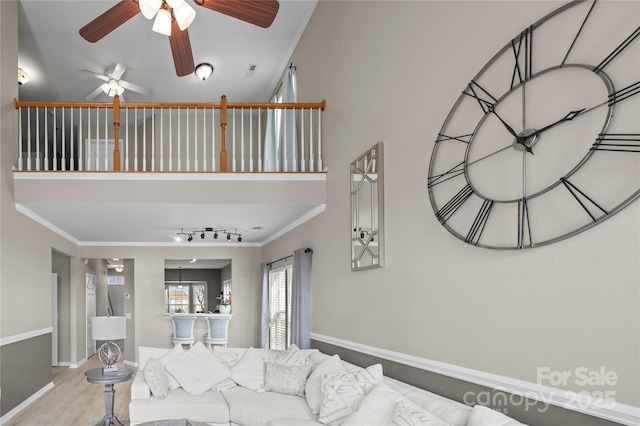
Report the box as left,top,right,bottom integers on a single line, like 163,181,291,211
174,227,243,243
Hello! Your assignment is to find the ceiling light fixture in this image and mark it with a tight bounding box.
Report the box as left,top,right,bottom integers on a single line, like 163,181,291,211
174,227,243,243
152,7,172,36
140,0,196,36
115,266,124,273
195,63,213,81
101,80,125,97
18,68,31,86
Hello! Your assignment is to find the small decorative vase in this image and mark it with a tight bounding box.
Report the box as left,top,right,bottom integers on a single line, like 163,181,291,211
218,304,231,314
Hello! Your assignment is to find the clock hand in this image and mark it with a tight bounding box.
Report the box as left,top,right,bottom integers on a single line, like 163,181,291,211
513,109,586,155
530,108,586,138
489,107,519,138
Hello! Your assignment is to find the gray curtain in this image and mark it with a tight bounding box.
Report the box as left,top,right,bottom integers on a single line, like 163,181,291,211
260,262,270,348
291,248,312,349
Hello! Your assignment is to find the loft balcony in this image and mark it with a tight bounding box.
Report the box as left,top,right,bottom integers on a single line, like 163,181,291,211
12,96,327,245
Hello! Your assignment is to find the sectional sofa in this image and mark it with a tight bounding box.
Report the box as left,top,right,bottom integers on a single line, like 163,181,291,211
129,342,526,426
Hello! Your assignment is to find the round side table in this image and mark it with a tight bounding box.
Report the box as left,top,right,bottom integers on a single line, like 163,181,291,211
85,367,133,426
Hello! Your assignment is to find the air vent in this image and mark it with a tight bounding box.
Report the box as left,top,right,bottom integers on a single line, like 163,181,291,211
246,64,257,77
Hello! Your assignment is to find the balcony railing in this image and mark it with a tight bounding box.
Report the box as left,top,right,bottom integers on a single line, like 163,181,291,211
14,96,326,173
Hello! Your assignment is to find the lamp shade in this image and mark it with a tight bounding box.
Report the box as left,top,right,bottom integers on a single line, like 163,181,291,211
152,8,172,36
91,316,126,340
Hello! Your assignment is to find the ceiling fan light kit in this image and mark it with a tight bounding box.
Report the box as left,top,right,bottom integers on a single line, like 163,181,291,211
139,0,163,19
173,2,197,31
152,8,173,36
79,0,280,77
195,63,213,81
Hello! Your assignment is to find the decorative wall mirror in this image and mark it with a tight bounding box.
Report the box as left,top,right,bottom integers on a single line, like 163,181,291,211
351,142,384,270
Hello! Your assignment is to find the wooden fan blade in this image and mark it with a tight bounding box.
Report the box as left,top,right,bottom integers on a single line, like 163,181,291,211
79,0,140,43
168,21,195,77
197,0,280,28
119,80,150,95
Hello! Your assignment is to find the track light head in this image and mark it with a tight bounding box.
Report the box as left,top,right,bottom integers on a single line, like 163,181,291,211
227,233,231,241
187,234,193,242
214,232,218,239
200,232,205,239
237,235,242,242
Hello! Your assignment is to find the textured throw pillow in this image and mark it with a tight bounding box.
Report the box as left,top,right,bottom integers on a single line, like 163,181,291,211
305,355,349,414
213,347,247,369
391,401,452,426
230,347,267,393
318,364,383,426
273,343,311,366
157,344,184,390
263,360,312,397
165,342,231,395
467,405,525,426
144,357,169,399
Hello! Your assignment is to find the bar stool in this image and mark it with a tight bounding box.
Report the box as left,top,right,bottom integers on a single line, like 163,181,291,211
204,314,232,349
169,314,197,348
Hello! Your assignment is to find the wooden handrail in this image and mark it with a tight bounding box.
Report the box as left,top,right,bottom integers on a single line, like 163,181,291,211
14,96,326,172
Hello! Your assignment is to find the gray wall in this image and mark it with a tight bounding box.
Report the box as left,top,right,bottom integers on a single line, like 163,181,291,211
262,0,639,424
165,267,223,312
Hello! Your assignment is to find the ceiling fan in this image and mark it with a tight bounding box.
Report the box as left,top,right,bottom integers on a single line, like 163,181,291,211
79,0,280,77
81,62,150,101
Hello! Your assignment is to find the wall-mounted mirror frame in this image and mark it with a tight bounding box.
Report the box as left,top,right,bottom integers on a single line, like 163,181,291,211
351,142,384,270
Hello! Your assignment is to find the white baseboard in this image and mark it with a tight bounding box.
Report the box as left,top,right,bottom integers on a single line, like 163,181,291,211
69,357,87,369
311,333,640,426
0,382,54,424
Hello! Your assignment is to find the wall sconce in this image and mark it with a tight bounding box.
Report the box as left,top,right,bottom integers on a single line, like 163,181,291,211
195,63,213,81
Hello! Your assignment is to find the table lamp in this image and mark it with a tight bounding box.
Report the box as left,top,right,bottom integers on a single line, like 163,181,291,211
91,316,126,372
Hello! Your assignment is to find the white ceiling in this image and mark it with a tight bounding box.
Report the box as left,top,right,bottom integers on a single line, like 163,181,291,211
18,0,318,103
15,0,321,245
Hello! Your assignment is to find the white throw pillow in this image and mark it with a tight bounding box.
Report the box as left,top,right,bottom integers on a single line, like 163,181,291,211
157,344,184,390
391,400,452,426
213,347,247,369
273,343,310,366
341,382,405,425
305,354,348,414
318,364,383,426
230,347,267,393
467,405,526,426
165,342,231,395
143,357,169,399
263,360,312,397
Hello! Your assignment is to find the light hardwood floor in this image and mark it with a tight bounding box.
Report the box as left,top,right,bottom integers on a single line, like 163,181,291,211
4,346,135,426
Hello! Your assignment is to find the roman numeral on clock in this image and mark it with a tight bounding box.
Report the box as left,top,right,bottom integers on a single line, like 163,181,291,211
511,26,534,88
592,134,640,153
594,26,640,74
435,184,473,224
427,160,465,189
465,199,494,245
517,198,533,249
560,178,609,222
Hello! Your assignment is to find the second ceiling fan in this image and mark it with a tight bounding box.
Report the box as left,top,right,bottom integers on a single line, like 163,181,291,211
79,0,280,77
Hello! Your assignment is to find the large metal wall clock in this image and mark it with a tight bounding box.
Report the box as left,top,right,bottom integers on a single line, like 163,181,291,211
428,0,640,249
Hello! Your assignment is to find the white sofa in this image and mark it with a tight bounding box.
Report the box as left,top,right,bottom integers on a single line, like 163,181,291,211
129,343,526,426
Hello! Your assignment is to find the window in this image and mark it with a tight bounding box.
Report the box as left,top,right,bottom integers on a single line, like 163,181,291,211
269,265,292,350
165,282,206,313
